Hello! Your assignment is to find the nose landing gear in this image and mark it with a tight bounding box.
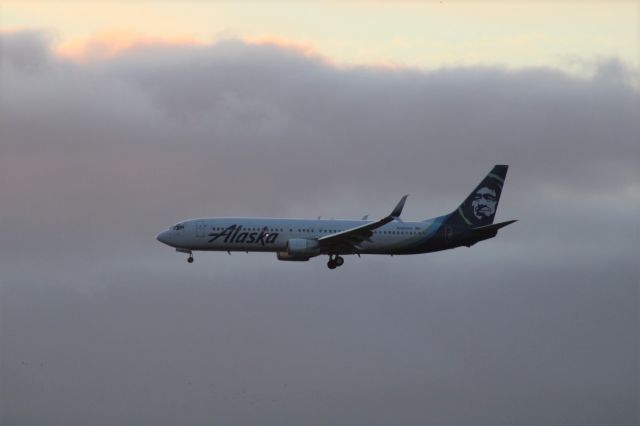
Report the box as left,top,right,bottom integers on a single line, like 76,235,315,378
176,248,194,264
327,254,344,269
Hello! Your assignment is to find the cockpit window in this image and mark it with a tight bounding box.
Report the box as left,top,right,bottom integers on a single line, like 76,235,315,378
173,224,185,231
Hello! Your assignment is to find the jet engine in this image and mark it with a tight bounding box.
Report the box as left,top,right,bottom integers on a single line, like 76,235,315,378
277,251,310,261
286,238,321,257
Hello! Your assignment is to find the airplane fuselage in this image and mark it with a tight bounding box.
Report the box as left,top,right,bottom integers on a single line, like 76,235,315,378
157,215,454,256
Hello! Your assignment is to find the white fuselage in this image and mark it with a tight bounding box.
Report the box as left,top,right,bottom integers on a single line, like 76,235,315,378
157,217,443,255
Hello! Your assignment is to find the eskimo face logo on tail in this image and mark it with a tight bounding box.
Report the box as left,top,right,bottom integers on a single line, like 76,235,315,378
471,187,498,220
464,179,502,225
208,225,278,246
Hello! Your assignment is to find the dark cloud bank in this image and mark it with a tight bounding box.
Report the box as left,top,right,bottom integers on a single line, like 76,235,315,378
1,30,638,425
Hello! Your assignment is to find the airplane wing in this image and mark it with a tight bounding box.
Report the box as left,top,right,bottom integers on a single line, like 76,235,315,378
317,195,408,252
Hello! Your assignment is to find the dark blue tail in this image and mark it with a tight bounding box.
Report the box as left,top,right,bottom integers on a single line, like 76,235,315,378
448,165,508,228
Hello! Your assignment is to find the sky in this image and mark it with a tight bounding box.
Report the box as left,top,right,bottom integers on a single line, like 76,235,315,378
2,1,639,72
1,2,639,425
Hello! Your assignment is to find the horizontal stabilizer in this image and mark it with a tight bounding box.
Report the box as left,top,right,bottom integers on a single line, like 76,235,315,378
471,219,517,237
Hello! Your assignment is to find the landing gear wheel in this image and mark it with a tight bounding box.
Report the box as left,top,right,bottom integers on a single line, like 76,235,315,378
327,254,343,269
187,256,194,263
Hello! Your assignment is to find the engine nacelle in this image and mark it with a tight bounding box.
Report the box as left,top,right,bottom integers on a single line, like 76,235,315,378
277,251,310,261
286,238,321,257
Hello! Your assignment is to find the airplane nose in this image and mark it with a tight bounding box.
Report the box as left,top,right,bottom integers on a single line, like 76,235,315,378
156,230,170,245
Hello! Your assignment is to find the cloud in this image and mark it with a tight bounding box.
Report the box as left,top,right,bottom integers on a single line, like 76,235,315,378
244,35,319,59
55,30,202,62
0,29,54,72
1,30,638,425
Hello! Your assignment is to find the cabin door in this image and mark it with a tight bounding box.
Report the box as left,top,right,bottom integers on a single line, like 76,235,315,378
196,221,207,238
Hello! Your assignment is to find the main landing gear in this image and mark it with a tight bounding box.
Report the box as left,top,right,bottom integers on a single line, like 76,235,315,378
187,255,194,263
327,254,344,269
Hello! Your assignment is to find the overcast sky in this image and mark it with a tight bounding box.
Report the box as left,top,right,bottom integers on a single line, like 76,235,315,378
1,20,639,426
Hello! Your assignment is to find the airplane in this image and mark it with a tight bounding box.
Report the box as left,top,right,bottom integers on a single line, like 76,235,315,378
156,165,516,269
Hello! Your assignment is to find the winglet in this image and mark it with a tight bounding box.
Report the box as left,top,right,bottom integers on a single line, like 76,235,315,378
390,195,408,219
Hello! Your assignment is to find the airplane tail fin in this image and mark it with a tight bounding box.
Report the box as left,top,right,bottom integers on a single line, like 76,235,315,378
449,165,509,228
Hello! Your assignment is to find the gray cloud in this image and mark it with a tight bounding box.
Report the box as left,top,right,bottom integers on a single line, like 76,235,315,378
1,30,638,425
0,29,54,73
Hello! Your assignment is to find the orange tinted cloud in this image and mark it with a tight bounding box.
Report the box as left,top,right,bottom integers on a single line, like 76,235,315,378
54,31,326,64
55,30,202,62
244,35,317,58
